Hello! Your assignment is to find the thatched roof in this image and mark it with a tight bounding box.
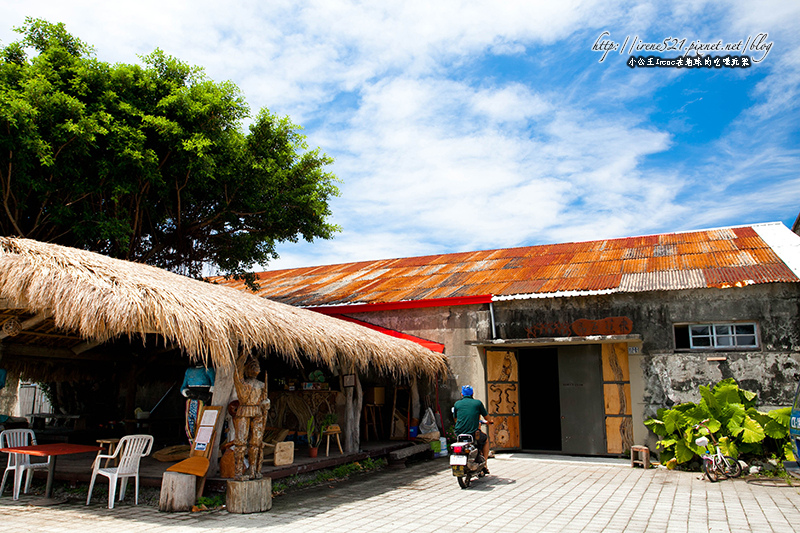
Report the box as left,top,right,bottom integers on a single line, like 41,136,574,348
0,237,448,380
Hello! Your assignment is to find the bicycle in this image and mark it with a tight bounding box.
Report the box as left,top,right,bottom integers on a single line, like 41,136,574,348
693,419,743,482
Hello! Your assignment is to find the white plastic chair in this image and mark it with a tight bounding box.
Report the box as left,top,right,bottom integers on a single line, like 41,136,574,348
86,434,153,509
0,428,50,500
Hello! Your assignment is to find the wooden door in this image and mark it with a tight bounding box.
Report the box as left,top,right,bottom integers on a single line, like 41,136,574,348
602,343,634,454
558,345,606,455
486,350,520,450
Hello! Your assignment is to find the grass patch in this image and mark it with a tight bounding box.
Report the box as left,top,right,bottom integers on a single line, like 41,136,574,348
272,457,387,496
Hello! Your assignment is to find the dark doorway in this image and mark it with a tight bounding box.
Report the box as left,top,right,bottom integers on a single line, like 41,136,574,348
519,347,561,451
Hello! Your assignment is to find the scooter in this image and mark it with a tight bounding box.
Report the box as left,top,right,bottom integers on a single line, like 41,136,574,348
449,422,490,489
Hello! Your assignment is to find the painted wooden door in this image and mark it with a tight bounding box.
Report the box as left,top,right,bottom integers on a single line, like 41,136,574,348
486,350,520,449
602,343,634,453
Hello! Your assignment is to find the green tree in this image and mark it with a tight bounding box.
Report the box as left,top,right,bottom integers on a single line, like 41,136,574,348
0,18,339,280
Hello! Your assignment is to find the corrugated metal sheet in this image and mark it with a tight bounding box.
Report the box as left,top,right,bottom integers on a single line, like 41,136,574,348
620,270,706,292
211,223,800,307
679,254,717,270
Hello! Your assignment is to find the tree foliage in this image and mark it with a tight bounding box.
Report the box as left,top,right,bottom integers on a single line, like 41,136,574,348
0,18,339,280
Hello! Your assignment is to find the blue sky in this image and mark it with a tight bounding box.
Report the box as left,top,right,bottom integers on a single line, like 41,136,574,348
2,1,798,270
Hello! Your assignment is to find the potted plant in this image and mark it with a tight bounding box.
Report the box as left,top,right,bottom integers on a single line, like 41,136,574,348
320,413,338,434
306,415,323,457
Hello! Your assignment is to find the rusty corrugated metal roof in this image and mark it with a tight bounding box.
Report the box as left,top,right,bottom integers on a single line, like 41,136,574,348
211,223,800,307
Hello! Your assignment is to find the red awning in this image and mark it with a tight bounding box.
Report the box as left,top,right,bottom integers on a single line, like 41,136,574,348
308,295,492,315
324,314,445,353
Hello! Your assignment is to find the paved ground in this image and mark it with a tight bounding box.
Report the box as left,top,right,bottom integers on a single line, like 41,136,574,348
1,453,800,532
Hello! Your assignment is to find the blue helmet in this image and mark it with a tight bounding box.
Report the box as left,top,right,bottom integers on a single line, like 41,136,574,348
461,385,473,397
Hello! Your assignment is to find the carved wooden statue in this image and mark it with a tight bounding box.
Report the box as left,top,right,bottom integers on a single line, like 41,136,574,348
232,354,270,480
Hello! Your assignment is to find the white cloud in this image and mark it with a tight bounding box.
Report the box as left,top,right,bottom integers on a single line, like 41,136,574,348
2,1,798,270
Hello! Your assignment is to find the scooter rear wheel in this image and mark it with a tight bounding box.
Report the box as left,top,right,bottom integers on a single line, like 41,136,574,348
458,473,472,489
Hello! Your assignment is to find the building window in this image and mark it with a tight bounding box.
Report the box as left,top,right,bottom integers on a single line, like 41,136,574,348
674,323,758,350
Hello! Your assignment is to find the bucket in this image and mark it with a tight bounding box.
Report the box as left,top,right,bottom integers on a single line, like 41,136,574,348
409,426,419,439
438,437,448,457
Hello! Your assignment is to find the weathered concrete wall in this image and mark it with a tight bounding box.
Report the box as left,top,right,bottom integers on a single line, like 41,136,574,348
353,304,491,429
495,284,800,355
493,283,800,449
348,283,800,451
643,351,800,410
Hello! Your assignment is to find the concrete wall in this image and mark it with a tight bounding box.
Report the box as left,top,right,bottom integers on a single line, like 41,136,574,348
350,283,800,451
354,304,491,429
493,283,800,449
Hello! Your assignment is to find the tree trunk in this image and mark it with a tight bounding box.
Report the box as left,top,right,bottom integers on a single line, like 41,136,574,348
159,472,196,512
226,479,272,514
341,366,363,453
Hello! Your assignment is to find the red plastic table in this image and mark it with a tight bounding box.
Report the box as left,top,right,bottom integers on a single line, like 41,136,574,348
0,443,102,501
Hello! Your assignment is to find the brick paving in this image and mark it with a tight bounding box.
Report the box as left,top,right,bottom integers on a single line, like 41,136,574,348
1,454,800,532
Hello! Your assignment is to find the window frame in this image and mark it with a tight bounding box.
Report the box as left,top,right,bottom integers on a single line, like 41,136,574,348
673,322,759,351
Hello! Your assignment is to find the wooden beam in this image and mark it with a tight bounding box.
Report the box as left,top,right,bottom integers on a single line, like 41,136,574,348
2,343,119,361
0,312,50,340
11,330,83,341
72,340,102,354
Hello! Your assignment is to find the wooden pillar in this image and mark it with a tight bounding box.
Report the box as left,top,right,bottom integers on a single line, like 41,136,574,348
207,360,235,478
341,366,362,453
410,377,420,425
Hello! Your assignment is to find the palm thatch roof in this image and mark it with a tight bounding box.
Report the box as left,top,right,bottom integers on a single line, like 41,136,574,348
0,237,448,381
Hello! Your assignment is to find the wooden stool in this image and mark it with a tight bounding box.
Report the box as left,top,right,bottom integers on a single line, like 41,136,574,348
323,425,343,456
630,445,650,468
96,438,121,467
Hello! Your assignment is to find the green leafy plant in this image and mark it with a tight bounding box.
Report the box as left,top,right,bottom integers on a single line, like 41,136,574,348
307,413,337,448
306,415,322,448
320,413,337,433
445,424,457,445
196,494,225,509
644,378,792,467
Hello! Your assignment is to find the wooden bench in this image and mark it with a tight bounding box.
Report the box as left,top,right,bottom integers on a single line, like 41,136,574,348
388,442,433,468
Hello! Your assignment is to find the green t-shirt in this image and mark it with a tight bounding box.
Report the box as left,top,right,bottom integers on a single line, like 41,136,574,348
453,396,487,436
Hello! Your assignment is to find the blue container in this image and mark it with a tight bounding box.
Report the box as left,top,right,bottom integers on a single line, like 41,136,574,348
409,426,419,438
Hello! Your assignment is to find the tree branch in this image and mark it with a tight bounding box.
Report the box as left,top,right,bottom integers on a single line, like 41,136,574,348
53,135,77,161
2,147,25,236
158,149,172,170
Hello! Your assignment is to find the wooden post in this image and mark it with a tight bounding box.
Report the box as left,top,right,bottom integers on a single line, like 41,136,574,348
159,472,196,512
207,360,235,478
340,366,363,453
226,479,272,513
411,377,420,426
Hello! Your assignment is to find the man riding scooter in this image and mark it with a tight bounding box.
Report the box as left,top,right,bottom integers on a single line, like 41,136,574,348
453,385,493,473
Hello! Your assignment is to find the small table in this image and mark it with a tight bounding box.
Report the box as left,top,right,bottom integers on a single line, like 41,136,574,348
0,443,101,503
323,425,343,457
